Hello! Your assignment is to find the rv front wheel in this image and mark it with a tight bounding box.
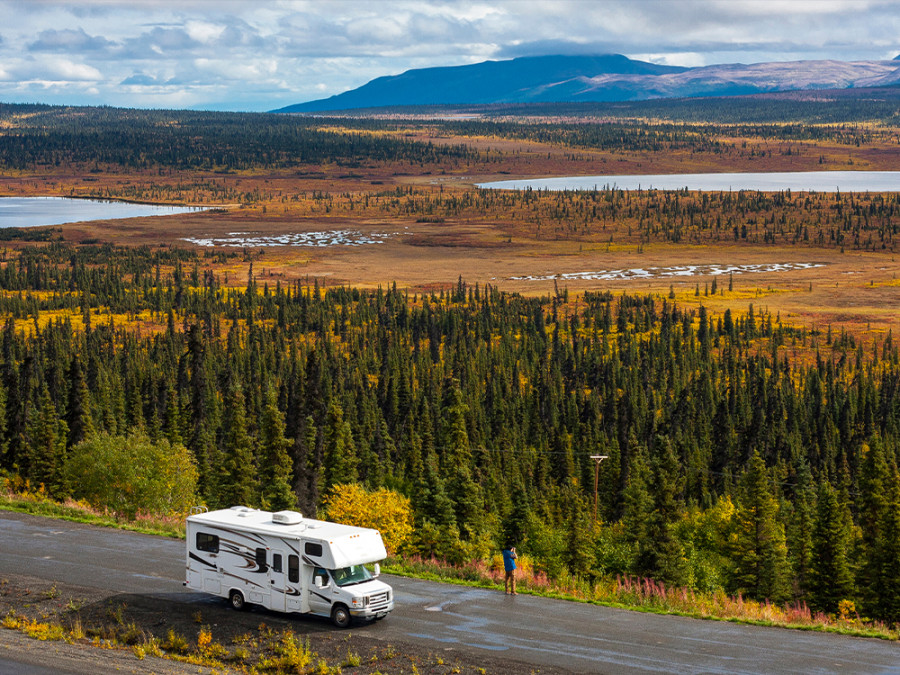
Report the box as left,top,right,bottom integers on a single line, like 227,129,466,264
229,590,246,611
331,604,351,628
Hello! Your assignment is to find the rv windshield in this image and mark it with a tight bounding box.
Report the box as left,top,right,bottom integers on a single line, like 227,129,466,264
330,564,376,587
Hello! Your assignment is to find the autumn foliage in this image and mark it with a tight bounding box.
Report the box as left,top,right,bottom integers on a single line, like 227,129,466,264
322,483,414,554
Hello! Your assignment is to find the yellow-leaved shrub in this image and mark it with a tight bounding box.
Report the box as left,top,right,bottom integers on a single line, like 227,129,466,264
322,483,413,554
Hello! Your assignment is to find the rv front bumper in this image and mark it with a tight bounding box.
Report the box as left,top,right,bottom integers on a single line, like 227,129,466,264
350,603,393,620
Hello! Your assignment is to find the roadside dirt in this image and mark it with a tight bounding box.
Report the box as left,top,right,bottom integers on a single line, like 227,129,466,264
0,573,574,675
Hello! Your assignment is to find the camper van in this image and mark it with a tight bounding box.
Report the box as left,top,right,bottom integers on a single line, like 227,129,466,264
185,506,394,627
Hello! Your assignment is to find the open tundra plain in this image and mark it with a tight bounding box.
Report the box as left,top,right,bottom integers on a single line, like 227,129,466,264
2,101,900,338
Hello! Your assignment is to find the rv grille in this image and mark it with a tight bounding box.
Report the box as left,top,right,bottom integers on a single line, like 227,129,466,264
368,591,390,610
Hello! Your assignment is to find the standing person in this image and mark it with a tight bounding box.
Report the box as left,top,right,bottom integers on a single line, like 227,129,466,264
502,544,518,595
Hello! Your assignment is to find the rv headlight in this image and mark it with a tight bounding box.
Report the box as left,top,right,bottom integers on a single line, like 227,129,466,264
351,597,364,608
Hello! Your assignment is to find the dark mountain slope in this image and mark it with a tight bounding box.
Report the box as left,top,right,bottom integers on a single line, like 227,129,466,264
275,54,686,112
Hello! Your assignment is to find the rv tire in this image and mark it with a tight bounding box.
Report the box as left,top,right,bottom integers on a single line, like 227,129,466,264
229,590,246,611
331,604,351,628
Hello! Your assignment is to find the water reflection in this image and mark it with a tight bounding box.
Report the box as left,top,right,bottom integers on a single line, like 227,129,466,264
0,197,208,228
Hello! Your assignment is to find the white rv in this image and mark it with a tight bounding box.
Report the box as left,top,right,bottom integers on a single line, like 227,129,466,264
185,506,394,627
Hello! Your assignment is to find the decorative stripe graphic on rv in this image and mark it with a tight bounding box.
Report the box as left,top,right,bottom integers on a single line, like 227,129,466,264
310,591,332,605
217,536,268,574
189,552,217,570
219,543,257,572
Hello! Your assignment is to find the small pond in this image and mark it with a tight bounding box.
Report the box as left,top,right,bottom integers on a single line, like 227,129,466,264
0,197,208,228
507,262,826,282
183,230,396,248
478,171,900,192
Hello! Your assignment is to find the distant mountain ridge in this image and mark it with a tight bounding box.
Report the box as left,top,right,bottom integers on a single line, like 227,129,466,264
274,54,900,113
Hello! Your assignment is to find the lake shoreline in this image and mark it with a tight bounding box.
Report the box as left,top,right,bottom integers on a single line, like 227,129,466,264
0,196,211,229
478,170,900,193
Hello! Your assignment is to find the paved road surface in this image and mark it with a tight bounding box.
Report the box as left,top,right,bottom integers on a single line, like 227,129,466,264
1,511,899,674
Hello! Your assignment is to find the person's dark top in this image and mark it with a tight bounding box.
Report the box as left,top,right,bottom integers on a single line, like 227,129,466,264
502,548,517,572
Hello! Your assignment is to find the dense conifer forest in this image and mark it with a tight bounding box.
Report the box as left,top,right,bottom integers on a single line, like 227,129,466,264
0,105,475,171
0,243,898,622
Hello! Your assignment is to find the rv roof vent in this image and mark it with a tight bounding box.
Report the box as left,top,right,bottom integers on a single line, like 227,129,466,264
229,505,254,512
272,510,303,526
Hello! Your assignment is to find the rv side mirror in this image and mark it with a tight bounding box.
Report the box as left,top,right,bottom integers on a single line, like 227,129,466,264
374,563,380,577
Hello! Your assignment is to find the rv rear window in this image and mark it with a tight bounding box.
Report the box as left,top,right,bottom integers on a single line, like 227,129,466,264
288,555,299,583
196,532,219,553
305,542,323,557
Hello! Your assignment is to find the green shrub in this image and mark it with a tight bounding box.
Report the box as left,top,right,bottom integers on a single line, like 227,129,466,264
65,431,198,519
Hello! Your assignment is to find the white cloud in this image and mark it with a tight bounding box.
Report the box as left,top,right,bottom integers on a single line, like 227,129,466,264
185,20,226,44
0,0,898,110
0,57,102,82
631,53,708,69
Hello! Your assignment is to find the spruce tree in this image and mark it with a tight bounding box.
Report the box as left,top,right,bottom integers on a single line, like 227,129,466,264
808,482,855,613
622,439,652,556
25,387,69,497
874,473,900,622
258,386,296,511
636,435,686,586
440,381,471,468
414,449,456,528
786,460,815,599
65,355,93,447
219,381,256,507
857,438,890,609
564,490,595,578
293,415,320,516
729,451,789,602
500,478,531,549
322,400,358,492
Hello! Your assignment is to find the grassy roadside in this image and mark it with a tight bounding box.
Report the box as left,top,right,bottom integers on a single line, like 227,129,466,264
2,486,897,643
1,593,461,675
0,486,185,538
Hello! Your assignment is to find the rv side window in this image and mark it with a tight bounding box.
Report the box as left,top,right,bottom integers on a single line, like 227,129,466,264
272,553,283,573
255,547,268,572
196,532,219,553
305,542,323,557
288,555,299,583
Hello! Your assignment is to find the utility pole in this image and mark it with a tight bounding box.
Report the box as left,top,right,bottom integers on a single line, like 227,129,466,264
590,454,608,522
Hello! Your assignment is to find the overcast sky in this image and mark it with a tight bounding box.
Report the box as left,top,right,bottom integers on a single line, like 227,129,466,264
1,0,898,111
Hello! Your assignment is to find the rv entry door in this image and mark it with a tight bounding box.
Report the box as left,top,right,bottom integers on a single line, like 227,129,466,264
269,549,287,612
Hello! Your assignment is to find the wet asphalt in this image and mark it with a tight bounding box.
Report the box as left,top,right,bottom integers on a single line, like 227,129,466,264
1,510,899,674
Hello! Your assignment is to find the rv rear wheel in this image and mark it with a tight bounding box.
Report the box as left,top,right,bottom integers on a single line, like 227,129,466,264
229,590,246,611
331,604,351,628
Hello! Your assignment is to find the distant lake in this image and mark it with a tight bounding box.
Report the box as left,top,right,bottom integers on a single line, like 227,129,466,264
0,197,209,228
478,171,900,192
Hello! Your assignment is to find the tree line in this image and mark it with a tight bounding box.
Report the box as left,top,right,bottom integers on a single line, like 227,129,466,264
329,95,900,125
0,104,476,171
